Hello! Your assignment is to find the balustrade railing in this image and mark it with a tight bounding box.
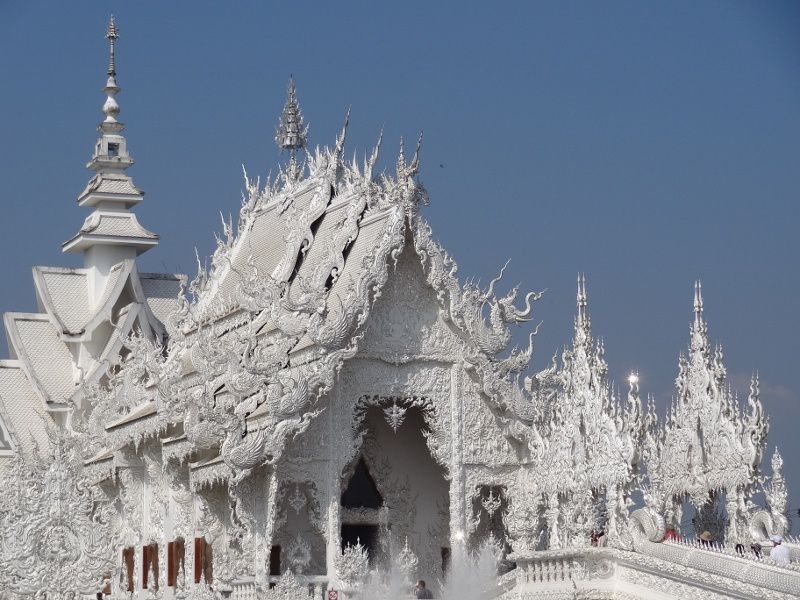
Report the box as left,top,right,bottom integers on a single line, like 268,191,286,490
230,574,330,599
658,536,800,572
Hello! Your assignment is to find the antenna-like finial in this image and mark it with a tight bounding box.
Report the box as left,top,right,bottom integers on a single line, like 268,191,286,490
106,15,119,77
693,280,704,324
275,76,308,152
577,273,588,319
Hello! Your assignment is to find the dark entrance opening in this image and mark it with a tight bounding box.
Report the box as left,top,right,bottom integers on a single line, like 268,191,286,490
341,458,384,562
340,524,379,557
341,458,383,508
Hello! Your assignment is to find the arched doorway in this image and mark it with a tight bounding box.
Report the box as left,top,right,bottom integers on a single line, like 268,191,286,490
340,405,450,580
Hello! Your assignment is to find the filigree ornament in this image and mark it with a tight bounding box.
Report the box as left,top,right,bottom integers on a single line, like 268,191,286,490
285,533,312,575
396,537,419,582
383,401,407,433
0,434,116,597
288,483,307,514
335,540,370,588
481,488,503,518
265,570,314,599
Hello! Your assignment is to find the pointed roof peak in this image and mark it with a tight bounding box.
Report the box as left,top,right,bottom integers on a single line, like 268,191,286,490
396,132,423,179
64,17,157,257
275,76,308,152
577,273,587,305
576,273,589,323
106,15,118,76
693,280,704,319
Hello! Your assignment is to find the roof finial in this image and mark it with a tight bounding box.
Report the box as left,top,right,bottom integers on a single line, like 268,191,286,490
577,273,588,322
275,76,308,153
693,280,704,325
106,15,118,77
101,16,122,130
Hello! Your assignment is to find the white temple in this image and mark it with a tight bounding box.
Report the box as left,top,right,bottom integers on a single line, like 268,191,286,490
0,18,797,600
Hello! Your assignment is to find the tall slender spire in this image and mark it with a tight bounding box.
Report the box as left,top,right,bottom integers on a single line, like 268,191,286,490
576,273,589,329
275,76,308,152
106,15,118,77
63,17,158,300
97,16,124,145
275,77,308,183
693,280,704,327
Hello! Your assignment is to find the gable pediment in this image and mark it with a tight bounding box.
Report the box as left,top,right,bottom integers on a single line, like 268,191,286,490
358,239,464,363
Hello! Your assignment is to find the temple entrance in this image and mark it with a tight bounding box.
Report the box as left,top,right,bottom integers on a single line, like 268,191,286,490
340,405,450,581
341,458,384,562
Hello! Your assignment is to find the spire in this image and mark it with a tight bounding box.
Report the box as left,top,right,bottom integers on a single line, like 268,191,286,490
693,280,704,328
577,273,588,325
275,76,308,153
275,77,308,183
106,15,118,77
63,17,158,300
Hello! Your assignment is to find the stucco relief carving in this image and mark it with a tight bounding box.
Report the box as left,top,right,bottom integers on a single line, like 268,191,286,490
0,434,116,597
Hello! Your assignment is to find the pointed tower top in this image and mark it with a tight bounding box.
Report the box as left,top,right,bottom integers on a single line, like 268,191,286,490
576,273,588,325
275,76,308,152
106,15,118,76
693,280,704,323
63,16,157,261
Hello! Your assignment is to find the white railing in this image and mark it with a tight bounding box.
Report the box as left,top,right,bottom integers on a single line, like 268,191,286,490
660,536,800,572
509,544,800,598
231,575,330,600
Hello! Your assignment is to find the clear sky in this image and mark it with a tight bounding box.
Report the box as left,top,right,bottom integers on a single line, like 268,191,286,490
1,2,798,508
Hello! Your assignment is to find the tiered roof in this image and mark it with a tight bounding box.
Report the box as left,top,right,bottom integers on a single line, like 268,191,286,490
0,17,183,461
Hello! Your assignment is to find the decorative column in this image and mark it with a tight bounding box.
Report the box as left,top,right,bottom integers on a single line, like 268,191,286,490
604,486,618,546
725,488,742,545
325,387,343,589
449,363,467,549
257,469,279,589
544,493,560,549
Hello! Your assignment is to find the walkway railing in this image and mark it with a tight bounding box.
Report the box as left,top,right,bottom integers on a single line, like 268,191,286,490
508,542,800,599
230,575,329,600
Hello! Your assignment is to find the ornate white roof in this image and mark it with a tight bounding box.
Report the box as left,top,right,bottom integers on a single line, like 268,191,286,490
3,313,78,405
0,360,53,454
77,172,143,207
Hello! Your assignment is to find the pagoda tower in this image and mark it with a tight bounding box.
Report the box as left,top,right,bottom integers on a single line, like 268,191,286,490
62,16,158,305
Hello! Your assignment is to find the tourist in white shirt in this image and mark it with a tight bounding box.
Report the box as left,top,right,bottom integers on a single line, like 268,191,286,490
770,535,792,565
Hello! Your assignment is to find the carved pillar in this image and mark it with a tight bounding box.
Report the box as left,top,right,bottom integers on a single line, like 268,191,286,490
257,469,279,589
168,468,193,592
726,488,741,544
666,496,682,534
544,493,560,549
448,363,467,545
604,486,619,547
116,459,145,596
325,387,343,588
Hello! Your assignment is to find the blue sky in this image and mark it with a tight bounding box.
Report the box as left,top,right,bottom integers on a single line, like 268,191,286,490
1,2,798,507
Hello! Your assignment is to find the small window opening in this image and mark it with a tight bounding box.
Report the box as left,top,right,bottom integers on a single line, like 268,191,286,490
108,143,120,157
269,545,281,576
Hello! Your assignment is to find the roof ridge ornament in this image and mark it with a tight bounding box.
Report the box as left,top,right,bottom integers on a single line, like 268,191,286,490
275,76,309,183
100,16,122,134
694,280,704,325
106,15,118,77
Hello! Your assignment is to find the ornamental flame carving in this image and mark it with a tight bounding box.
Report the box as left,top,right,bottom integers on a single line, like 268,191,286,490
0,434,115,597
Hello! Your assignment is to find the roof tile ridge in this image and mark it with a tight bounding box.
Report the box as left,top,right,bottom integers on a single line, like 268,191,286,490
80,259,135,336
138,271,186,281
31,267,77,336
2,312,61,407
33,265,89,275
71,304,142,405
127,267,167,340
